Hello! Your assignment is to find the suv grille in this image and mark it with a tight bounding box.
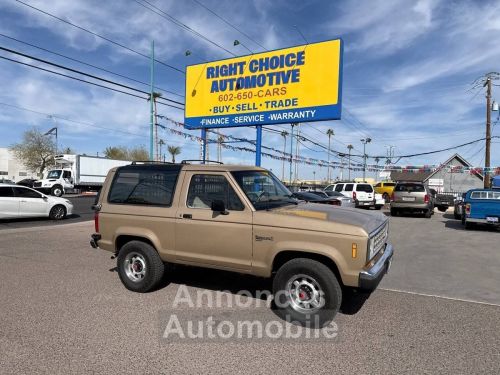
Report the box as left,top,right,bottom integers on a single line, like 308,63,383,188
371,222,388,255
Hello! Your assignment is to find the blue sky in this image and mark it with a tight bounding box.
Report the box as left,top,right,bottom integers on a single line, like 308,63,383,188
0,0,499,180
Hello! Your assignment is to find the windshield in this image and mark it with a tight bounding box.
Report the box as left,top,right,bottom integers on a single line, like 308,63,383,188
46,170,62,179
231,170,297,210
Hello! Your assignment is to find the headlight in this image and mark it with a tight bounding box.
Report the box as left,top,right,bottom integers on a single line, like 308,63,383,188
367,238,376,261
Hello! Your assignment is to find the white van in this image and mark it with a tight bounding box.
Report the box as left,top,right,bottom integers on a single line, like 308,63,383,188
325,182,375,208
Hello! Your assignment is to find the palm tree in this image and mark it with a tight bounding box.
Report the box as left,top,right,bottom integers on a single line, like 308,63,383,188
326,129,334,182
167,145,181,163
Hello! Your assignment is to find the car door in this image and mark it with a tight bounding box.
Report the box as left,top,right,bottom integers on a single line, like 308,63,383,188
175,172,253,271
0,186,19,218
14,186,50,218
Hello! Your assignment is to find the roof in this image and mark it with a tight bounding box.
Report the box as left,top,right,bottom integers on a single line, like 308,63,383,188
118,162,266,173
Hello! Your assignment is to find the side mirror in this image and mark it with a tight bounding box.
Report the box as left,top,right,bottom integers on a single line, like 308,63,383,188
42,195,48,201
211,200,229,215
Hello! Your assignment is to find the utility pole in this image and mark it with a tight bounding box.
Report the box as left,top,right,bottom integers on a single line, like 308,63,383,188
158,139,165,162
289,123,296,184
326,129,334,183
295,124,301,182
361,138,371,181
339,153,345,181
347,144,353,181
149,40,155,161
485,76,492,188
281,131,288,181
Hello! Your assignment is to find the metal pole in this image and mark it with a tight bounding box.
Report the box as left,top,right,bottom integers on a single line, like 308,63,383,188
281,134,287,181
363,142,366,181
485,77,492,188
295,124,300,181
149,40,155,161
327,135,331,183
201,128,207,163
289,124,294,184
255,126,262,167
348,148,352,180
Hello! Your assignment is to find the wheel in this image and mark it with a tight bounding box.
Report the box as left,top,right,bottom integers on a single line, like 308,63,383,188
272,258,342,327
382,193,389,203
465,221,475,230
424,209,432,218
117,241,165,293
454,212,460,220
51,185,63,197
49,205,66,220
461,214,465,225
390,208,398,216
375,205,383,210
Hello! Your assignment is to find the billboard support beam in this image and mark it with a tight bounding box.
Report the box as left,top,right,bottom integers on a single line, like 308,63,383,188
255,126,262,166
201,128,207,163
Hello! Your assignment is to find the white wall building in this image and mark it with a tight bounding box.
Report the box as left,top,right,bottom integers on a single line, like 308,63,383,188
0,147,38,182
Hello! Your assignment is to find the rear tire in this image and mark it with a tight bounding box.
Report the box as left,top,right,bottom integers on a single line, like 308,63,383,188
117,241,165,293
390,208,398,216
272,258,342,327
424,209,432,218
49,205,66,220
465,221,475,230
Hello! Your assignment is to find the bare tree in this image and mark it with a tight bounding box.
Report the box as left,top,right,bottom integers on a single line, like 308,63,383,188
10,128,55,178
104,146,128,160
128,146,149,161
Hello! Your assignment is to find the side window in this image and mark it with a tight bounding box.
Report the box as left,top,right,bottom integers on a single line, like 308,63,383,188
0,186,14,197
14,187,42,198
344,184,354,192
490,192,500,199
108,167,179,206
470,192,480,199
187,174,244,211
334,184,344,192
63,171,72,178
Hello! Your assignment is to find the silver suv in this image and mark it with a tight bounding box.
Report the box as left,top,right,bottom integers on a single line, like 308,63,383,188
390,182,434,218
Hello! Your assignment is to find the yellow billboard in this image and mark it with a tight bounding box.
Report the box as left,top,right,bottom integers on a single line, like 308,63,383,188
184,39,343,129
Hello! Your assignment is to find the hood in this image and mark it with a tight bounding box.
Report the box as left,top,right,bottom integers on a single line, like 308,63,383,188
254,203,387,237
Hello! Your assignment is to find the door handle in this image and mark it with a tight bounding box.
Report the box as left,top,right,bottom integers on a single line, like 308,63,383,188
182,214,192,219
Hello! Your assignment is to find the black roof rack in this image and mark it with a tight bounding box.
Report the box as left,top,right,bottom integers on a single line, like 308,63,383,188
130,160,175,165
181,160,223,164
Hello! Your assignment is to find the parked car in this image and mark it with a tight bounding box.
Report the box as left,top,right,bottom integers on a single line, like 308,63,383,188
292,191,341,206
16,178,37,188
0,178,15,184
454,193,466,220
462,189,500,230
374,182,396,202
0,184,73,220
390,181,434,218
321,190,356,208
324,182,375,208
429,189,455,212
374,193,385,210
91,163,393,326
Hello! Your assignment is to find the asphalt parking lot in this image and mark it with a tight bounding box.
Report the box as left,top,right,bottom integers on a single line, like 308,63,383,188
0,209,499,374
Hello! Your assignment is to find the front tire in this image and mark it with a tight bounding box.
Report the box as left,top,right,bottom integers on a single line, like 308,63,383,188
51,185,63,197
117,241,165,293
272,258,342,327
49,205,66,220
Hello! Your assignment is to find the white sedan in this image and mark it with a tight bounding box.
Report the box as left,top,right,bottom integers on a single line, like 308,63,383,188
0,184,73,220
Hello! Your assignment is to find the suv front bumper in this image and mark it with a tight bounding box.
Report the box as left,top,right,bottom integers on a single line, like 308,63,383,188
358,243,394,291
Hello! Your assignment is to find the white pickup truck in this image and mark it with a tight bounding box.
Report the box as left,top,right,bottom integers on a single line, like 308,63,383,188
33,154,131,196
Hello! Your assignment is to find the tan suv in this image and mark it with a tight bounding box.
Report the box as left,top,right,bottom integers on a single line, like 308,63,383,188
90,162,393,325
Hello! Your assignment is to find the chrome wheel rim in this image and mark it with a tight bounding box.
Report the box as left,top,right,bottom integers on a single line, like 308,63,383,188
53,206,65,219
286,274,325,313
53,188,62,196
124,252,146,282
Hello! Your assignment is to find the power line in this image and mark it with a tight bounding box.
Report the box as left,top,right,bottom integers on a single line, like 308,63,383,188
191,0,268,51
0,54,184,110
0,46,185,108
0,32,185,99
133,0,236,56
14,0,185,74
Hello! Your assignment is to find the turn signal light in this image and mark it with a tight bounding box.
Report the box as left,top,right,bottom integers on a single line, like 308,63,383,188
352,191,357,200
465,204,471,215
390,192,395,201
424,194,429,203
352,243,357,258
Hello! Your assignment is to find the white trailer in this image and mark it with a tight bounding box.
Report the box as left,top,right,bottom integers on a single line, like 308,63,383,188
34,154,132,196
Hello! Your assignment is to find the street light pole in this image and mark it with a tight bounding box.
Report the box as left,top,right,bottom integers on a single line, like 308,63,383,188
347,145,353,181
361,138,372,181
326,129,334,183
281,131,288,181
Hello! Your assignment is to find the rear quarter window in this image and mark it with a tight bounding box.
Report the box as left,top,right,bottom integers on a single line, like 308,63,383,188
107,167,180,206
344,184,354,192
